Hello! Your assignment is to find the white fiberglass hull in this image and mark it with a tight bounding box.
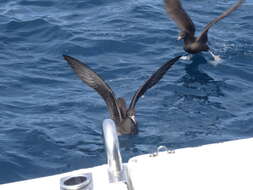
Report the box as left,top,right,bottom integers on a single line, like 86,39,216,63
1,138,253,190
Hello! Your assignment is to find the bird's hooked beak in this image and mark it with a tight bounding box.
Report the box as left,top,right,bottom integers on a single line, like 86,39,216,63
177,31,186,41
177,35,183,40
129,115,136,125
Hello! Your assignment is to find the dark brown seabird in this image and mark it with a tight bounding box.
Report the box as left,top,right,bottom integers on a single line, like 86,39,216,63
64,55,181,135
164,0,244,56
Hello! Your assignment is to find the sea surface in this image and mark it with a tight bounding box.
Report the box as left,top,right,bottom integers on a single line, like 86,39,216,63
0,0,252,184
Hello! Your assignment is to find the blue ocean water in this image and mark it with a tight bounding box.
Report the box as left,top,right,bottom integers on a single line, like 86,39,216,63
0,0,252,184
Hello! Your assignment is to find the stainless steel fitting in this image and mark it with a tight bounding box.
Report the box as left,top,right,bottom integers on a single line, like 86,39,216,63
60,173,93,190
102,119,126,183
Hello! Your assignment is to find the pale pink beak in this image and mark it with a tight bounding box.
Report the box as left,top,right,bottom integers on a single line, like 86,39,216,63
130,115,136,125
177,35,183,40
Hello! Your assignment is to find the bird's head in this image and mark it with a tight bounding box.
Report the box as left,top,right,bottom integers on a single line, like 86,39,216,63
118,109,138,135
177,31,186,40
127,109,136,125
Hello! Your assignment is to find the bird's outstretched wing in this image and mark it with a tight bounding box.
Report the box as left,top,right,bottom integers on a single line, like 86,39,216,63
197,0,244,43
128,56,181,111
164,0,195,38
64,55,122,125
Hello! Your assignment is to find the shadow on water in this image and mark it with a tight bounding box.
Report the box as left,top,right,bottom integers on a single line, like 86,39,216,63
182,54,213,85
178,54,224,101
152,54,239,151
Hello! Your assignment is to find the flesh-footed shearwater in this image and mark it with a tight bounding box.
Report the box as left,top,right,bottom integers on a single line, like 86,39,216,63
64,55,181,135
164,0,244,58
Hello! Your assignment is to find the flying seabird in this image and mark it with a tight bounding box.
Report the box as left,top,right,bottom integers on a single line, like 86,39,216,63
164,0,244,57
64,55,181,135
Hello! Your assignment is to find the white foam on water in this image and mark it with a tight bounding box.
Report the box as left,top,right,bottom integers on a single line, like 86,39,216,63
180,54,192,61
209,50,223,66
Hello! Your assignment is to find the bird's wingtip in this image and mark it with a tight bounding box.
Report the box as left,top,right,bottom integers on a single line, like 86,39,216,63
63,54,70,60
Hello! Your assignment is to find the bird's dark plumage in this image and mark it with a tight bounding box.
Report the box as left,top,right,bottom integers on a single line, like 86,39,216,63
64,55,181,135
164,0,244,54
64,55,122,126
128,56,180,111
164,0,195,40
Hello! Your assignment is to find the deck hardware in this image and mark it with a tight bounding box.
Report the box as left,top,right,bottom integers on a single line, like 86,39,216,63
60,173,93,190
150,145,175,157
103,119,126,183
